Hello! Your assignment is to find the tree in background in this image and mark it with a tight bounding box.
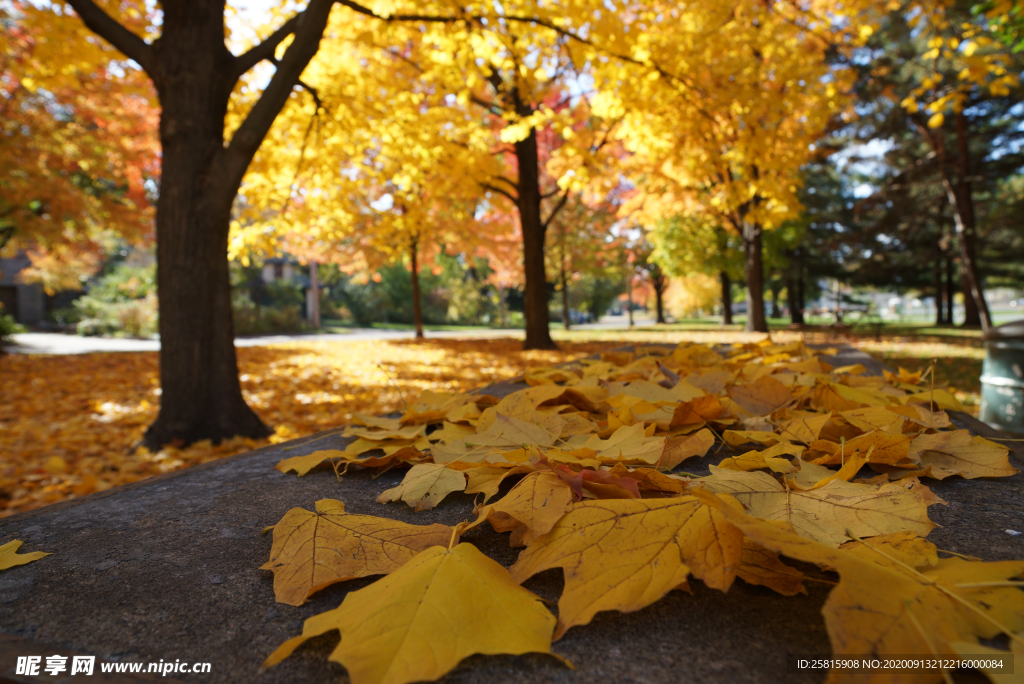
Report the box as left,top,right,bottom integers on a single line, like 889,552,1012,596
0,2,158,282
649,215,743,325
896,0,1023,329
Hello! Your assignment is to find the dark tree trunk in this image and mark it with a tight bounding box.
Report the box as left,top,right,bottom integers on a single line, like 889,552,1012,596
720,271,733,325
67,0,335,448
922,111,992,330
742,219,767,333
769,281,782,319
934,257,944,326
787,274,804,325
652,270,667,324
945,256,955,324
962,268,982,328
560,261,570,331
514,127,556,350
410,239,424,340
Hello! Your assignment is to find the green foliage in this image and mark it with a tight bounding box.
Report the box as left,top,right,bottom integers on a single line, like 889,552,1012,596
72,263,158,337
570,274,623,319
0,305,25,343
650,216,743,281
231,292,308,336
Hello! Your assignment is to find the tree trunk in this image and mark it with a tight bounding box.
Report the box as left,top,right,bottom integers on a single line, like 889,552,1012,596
945,256,955,324
145,139,270,448
932,111,991,330
787,274,804,325
742,219,767,332
498,285,506,328
770,281,782,319
560,263,570,330
69,0,335,449
934,257,944,326
410,239,424,340
653,273,667,324
627,272,634,327
308,260,320,328
514,127,556,350
720,271,733,325
962,268,981,328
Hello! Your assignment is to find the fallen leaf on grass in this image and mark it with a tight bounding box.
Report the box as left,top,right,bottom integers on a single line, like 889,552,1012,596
261,499,454,606
264,543,560,684
510,496,743,638
377,464,466,511
0,540,50,571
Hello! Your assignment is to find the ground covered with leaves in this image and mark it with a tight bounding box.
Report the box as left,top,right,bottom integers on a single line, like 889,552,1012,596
255,338,1017,684
0,332,984,517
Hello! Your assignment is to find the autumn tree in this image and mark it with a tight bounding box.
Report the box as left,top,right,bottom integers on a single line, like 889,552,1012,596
650,215,744,325
892,0,1021,330
0,2,158,281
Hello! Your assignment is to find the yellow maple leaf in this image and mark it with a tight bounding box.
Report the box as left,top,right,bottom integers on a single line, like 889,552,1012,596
477,471,574,540
727,375,792,416
510,496,743,638
0,540,51,571
910,431,1017,479
377,463,467,511
698,466,938,546
699,491,1024,666
261,499,454,606
264,544,561,684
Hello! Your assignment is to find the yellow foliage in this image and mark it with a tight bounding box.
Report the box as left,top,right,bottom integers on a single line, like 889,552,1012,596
664,274,721,318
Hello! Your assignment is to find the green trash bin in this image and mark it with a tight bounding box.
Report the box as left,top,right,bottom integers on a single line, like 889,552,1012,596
980,319,1024,435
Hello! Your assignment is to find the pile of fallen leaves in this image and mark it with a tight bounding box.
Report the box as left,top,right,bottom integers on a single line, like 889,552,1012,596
0,339,621,516
261,340,1020,684
0,334,984,517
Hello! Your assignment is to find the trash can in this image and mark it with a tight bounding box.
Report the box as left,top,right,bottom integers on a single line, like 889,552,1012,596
980,319,1024,434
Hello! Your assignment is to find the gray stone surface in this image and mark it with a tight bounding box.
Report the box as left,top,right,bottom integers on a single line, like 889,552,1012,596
0,346,1021,683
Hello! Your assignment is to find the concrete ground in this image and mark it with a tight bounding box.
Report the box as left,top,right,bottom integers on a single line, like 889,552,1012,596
0,346,1019,683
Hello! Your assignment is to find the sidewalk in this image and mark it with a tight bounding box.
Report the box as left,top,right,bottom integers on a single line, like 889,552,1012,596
6,315,658,355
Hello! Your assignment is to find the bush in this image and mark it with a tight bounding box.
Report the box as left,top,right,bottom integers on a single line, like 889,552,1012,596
0,305,25,345
71,263,159,338
74,293,158,338
232,292,308,335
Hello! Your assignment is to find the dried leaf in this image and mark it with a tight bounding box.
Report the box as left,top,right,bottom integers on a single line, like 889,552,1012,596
700,491,1024,669
510,496,743,638
727,376,791,416
910,431,1018,479
261,500,454,605
0,540,51,571
265,544,559,684
698,466,938,546
377,463,467,511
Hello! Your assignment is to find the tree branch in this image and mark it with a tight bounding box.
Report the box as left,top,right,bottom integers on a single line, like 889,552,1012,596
65,0,155,75
233,14,301,79
542,188,572,230
481,182,519,205
221,0,335,186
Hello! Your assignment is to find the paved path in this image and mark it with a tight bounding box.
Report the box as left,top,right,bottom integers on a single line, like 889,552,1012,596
6,315,660,355
0,345,1020,684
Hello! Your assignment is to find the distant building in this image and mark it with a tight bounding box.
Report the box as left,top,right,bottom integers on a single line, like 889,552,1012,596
0,253,45,324
261,257,298,284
